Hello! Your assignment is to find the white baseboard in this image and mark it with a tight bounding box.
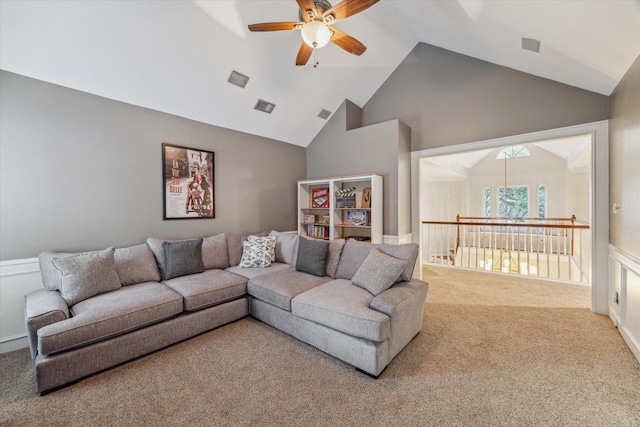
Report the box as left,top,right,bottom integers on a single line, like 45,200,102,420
609,245,640,364
0,257,42,354
383,234,413,245
0,335,29,354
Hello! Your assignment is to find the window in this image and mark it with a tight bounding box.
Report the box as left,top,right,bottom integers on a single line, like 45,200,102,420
496,145,531,159
537,185,547,218
498,186,529,218
483,187,491,217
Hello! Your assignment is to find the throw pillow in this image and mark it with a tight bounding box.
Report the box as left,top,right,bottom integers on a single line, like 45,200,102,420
238,236,277,268
162,238,205,280
39,251,85,291
227,232,268,266
114,244,161,286
51,247,121,306
351,249,408,296
296,237,330,277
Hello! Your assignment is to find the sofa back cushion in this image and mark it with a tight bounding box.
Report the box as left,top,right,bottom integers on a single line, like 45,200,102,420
202,233,229,270
51,247,122,306
146,237,170,278
114,244,161,286
335,239,419,282
325,239,345,278
269,230,299,265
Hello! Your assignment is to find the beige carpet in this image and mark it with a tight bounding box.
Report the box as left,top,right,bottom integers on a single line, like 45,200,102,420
1,266,639,426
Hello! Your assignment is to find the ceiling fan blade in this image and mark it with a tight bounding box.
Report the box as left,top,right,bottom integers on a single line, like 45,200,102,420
296,42,313,66
296,0,318,22
329,27,366,56
323,0,379,23
248,22,301,32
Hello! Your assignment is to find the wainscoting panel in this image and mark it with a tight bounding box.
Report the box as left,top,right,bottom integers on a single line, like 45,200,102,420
609,245,640,363
0,258,42,353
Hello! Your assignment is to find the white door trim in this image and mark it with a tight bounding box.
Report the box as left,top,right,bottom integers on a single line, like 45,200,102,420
411,120,609,314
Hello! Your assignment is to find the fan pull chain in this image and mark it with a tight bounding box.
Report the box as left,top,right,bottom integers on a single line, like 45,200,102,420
313,49,319,68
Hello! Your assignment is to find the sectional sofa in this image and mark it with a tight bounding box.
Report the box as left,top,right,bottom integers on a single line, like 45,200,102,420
25,231,429,393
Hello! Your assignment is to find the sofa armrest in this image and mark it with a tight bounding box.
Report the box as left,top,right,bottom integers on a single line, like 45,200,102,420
370,279,429,316
25,289,69,361
370,279,429,361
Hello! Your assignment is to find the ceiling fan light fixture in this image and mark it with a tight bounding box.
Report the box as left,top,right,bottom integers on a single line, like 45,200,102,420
301,21,331,48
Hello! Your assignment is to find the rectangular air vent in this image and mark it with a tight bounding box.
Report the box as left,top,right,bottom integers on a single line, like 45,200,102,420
228,70,250,88
318,109,332,120
254,99,276,114
521,38,541,53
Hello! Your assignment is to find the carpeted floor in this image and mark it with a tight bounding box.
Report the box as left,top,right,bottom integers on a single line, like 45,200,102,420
1,266,639,426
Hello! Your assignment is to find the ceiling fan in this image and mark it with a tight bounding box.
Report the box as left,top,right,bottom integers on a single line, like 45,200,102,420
248,0,379,66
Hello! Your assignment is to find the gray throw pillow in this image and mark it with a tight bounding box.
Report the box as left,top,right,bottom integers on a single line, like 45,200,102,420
351,249,408,296
296,237,329,277
162,238,205,280
51,247,121,306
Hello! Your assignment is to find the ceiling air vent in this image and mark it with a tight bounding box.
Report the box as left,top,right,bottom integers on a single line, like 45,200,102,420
318,109,332,120
228,70,250,88
521,37,541,53
254,99,276,114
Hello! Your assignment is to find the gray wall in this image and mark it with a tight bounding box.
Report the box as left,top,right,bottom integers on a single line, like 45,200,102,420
306,100,408,236
0,71,306,260
362,43,610,151
609,55,640,259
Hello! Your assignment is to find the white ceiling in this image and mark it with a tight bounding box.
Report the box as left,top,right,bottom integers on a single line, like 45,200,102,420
1,0,639,147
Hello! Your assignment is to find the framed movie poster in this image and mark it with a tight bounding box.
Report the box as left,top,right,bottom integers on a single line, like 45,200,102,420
162,143,215,219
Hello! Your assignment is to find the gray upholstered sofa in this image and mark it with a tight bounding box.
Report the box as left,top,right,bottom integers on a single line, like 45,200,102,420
25,231,429,393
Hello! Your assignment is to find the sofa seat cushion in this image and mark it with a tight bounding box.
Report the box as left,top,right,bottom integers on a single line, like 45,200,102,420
37,282,183,355
226,262,290,280
163,269,248,311
248,268,332,311
291,279,391,342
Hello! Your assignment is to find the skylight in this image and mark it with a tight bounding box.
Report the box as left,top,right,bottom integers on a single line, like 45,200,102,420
496,145,531,159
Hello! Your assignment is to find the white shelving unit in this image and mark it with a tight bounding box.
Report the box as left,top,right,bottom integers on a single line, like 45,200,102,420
298,174,383,244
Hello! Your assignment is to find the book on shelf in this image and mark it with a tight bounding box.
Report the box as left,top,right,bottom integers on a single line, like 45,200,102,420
307,224,329,239
311,187,330,208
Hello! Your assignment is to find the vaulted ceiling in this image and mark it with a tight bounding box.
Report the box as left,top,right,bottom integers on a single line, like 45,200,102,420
1,0,639,147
